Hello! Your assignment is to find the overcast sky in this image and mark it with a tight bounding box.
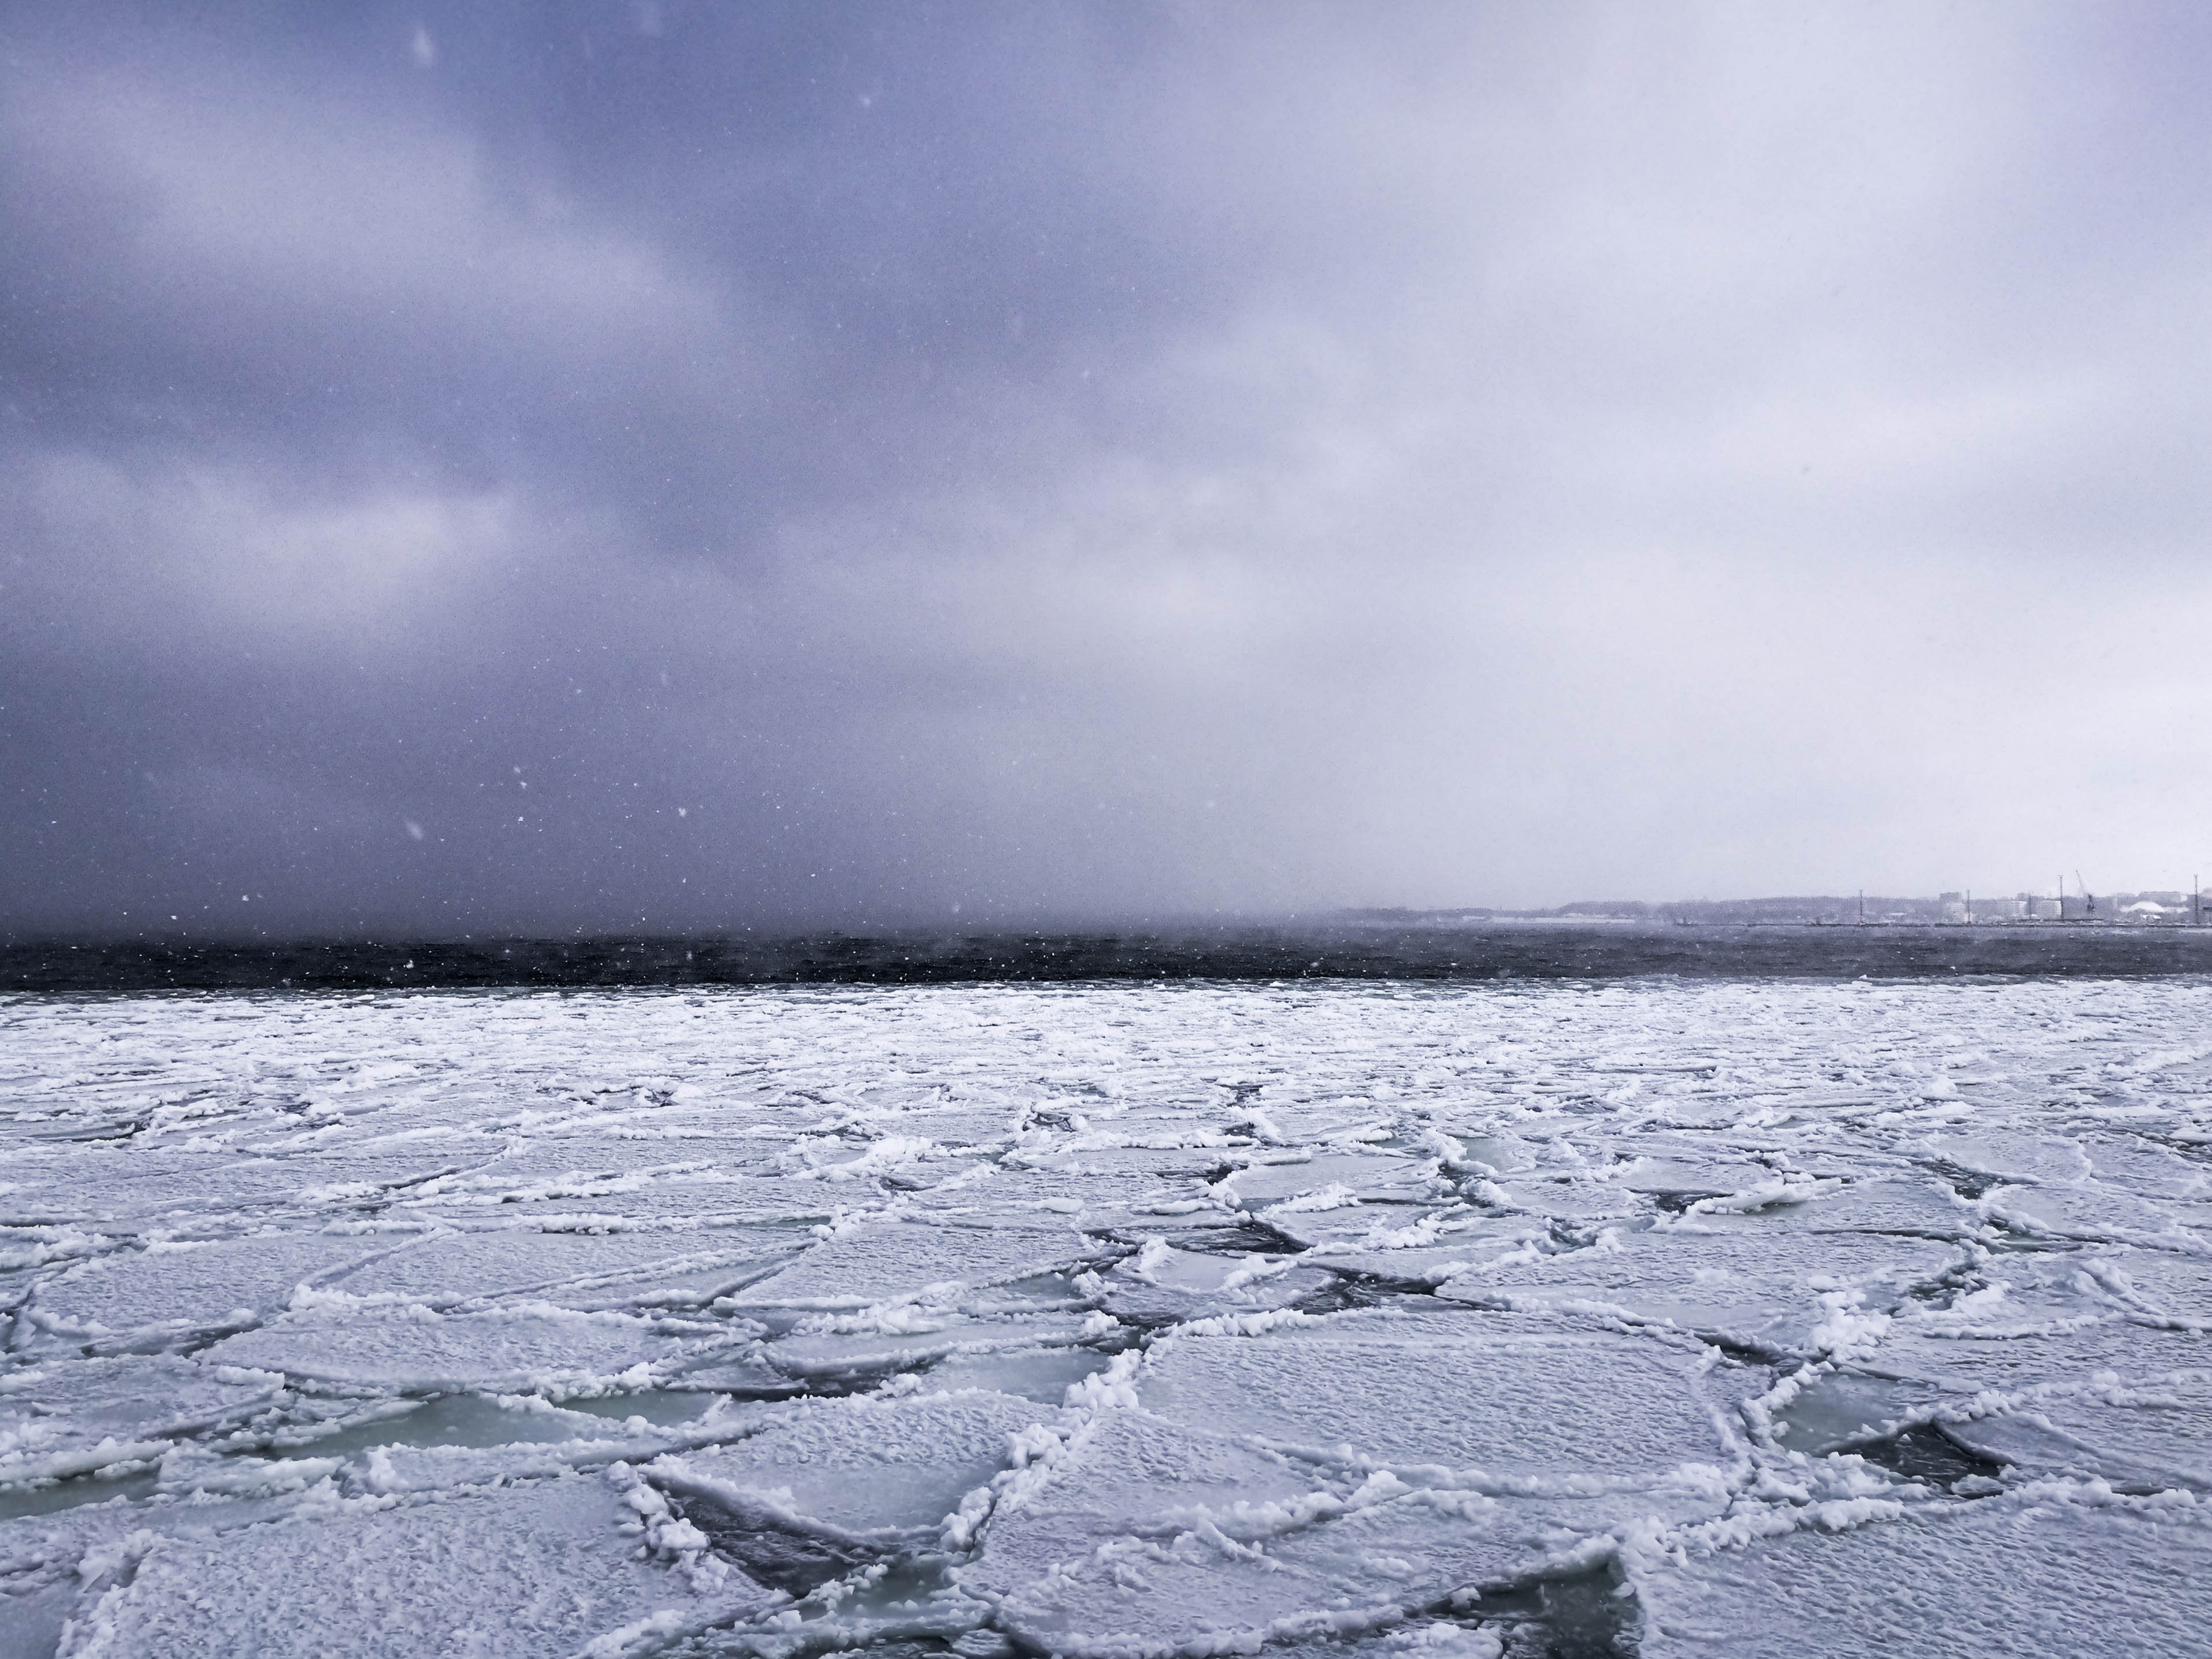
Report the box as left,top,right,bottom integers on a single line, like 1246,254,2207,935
6,2,2212,937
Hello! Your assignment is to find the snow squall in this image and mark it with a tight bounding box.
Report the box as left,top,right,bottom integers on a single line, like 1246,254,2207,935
2,979,2209,1657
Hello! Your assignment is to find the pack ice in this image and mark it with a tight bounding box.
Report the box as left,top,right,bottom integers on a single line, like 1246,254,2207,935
2,977,2209,1656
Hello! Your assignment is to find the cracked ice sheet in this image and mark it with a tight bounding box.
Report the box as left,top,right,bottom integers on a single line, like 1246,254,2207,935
1940,1372,2212,1488
1138,1309,1757,1488
24,1234,401,1346
318,1227,803,1311
762,1312,1096,1382
1435,1227,1970,1356
0,1150,480,1228
0,1357,286,1487
1631,1483,2212,1658
1098,1243,1334,1324
202,1306,717,1394
648,1390,1053,1552
9,977,2212,1654
725,1218,1096,1310
54,1471,779,1658
962,1406,1723,1655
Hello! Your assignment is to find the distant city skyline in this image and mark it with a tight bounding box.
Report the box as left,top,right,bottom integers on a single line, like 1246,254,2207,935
1356,882,2212,925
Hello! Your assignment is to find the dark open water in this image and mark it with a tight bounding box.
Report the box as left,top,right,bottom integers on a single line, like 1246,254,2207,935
8,923,2212,991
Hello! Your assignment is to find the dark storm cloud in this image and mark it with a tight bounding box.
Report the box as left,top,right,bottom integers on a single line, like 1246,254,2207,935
8,2,2212,938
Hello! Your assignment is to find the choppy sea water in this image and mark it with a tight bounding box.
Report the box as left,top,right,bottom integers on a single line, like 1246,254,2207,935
4,979,2210,1657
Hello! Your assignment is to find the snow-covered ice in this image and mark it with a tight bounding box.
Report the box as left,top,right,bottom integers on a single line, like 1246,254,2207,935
3,977,2210,1654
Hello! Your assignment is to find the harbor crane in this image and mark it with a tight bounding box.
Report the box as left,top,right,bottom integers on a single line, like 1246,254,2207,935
2076,871,2097,921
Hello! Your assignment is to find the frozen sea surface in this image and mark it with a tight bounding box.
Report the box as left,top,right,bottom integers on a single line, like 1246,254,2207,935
3,978,2210,1656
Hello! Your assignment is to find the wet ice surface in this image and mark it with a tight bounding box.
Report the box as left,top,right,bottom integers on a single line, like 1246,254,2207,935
2,981,2210,1657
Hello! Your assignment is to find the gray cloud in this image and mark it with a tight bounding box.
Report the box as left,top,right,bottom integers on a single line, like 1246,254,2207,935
6,2,2212,938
